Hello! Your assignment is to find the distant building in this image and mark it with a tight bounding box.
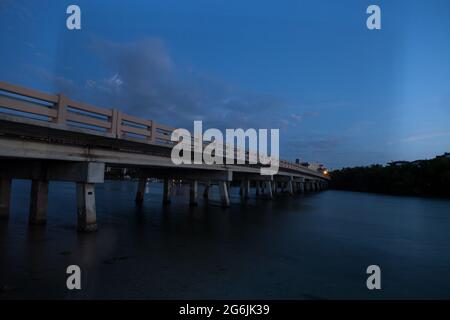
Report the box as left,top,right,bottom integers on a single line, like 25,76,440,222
294,160,327,172
308,163,324,171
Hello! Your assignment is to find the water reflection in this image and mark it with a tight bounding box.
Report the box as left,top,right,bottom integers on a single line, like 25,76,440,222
1,180,450,299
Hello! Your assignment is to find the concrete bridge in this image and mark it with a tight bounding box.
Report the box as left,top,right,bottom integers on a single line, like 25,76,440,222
0,81,329,232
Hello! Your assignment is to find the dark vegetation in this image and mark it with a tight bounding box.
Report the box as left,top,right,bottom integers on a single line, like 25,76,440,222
330,155,450,198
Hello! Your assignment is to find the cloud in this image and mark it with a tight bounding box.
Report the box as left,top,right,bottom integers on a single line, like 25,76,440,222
290,113,303,122
389,129,450,144
289,111,319,124
79,37,294,130
106,73,124,88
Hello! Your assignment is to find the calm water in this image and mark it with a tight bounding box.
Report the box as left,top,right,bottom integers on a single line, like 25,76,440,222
1,180,450,299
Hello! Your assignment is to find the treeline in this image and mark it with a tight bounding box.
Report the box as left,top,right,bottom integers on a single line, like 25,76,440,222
330,156,450,198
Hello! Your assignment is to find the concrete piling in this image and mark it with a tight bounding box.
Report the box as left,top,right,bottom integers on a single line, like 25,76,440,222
266,180,274,199
76,182,97,232
0,178,12,220
135,177,147,204
163,178,172,204
219,181,230,207
29,180,49,225
203,182,210,199
190,180,198,207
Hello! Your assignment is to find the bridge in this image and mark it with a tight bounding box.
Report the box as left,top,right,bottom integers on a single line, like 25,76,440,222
0,81,329,232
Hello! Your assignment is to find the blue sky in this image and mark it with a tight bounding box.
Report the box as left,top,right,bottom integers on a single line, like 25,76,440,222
1,0,450,169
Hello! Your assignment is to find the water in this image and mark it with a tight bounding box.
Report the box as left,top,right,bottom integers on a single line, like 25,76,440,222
1,180,450,299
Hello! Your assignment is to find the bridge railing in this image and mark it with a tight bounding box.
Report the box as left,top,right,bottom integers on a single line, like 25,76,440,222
0,81,327,178
0,81,174,143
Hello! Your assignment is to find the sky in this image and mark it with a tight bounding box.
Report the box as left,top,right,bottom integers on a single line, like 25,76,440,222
1,0,450,169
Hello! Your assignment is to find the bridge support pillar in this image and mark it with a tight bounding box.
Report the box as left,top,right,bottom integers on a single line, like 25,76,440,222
135,177,147,204
163,178,171,204
218,181,230,207
76,183,97,232
241,180,250,200
266,180,273,199
29,180,49,225
203,182,210,199
0,178,12,220
190,180,198,207
299,182,305,193
287,180,294,195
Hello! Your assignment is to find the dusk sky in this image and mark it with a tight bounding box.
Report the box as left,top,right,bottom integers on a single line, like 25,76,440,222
1,0,450,169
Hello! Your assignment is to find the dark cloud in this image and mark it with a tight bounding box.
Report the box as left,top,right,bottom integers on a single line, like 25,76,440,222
82,38,290,130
